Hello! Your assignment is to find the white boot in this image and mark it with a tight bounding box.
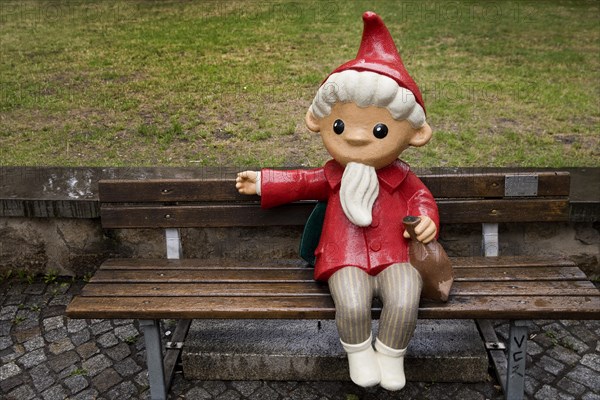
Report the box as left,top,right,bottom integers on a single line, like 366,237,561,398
375,338,407,391
340,334,380,387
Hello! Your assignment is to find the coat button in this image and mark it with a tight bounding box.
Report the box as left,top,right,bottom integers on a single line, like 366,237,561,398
370,242,381,252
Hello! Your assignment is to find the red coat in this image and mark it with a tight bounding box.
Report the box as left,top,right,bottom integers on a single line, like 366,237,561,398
261,160,439,281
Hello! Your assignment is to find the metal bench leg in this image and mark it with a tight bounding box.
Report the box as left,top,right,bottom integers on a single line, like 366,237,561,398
140,319,167,400
163,319,191,389
506,320,528,400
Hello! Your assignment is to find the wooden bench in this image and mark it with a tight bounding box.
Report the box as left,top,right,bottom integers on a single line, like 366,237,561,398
66,169,600,400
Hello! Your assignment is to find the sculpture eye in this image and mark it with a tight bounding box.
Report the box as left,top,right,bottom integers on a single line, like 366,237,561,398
333,119,345,135
373,123,388,139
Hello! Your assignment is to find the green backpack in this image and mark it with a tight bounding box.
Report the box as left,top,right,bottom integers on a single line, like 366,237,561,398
299,202,327,266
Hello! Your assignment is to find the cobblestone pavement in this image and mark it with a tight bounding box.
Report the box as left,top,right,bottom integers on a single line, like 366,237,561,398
1,278,599,400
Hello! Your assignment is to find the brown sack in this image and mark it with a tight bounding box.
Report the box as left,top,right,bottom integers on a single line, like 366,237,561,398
403,216,454,302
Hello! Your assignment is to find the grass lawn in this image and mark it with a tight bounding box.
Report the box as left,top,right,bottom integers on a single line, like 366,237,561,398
1,0,598,168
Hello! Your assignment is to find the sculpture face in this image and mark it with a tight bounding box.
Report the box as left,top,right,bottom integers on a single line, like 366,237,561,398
306,102,432,169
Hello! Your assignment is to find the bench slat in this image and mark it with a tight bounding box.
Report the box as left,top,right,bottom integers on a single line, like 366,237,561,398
101,258,306,269
450,280,598,296
456,266,586,281
68,294,336,319
421,295,600,320
450,256,575,268
99,179,252,203
100,198,569,228
90,268,316,283
66,294,600,320
78,280,598,298
437,199,569,223
88,266,588,283
98,172,570,202
100,203,313,228
423,172,570,198
98,256,575,270
80,282,331,297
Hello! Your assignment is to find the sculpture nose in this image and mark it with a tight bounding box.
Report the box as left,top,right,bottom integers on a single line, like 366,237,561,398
344,129,370,146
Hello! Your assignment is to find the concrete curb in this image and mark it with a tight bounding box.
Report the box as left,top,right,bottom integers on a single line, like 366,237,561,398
183,319,489,382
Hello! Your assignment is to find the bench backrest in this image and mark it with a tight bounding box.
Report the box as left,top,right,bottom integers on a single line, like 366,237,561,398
98,171,570,229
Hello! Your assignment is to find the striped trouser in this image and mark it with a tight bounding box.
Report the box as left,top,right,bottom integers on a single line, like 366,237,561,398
328,263,422,350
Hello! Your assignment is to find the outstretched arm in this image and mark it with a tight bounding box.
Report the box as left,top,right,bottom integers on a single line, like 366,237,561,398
242,167,329,208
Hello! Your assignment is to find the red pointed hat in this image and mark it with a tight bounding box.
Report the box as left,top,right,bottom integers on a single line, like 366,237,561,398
326,11,426,114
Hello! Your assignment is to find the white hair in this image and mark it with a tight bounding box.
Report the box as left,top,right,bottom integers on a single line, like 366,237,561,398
309,70,426,128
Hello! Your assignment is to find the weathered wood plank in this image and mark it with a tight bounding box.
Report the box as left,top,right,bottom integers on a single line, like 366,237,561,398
99,179,253,203
98,256,574,270
100,258,308,270
79,280,598,298
420,295,600,320
449,256,575,269
100,198,570,228
100,203,314,228
423,172,570,198
66,294,600,320
80,282,330,297
90,268,316,283
98,172,570,202
456,266,587,282
449,280,598,296
88,266,587,284
536,172,570,197
67,295,337,319
437,199,570,223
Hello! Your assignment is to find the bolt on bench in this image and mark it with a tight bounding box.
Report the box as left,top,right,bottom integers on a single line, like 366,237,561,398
66,170,600,400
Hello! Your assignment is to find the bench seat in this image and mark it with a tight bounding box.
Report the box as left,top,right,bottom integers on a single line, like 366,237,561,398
66,255,600,321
